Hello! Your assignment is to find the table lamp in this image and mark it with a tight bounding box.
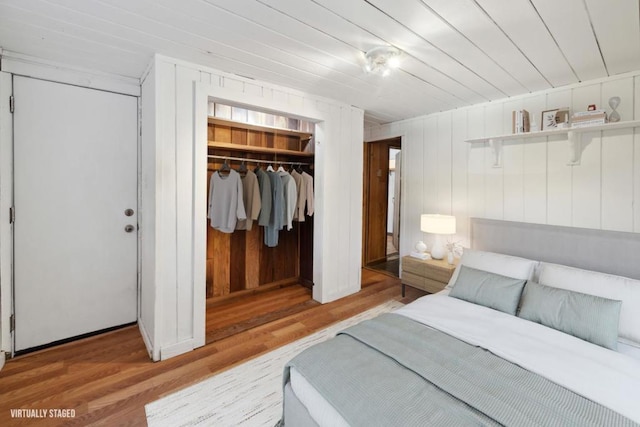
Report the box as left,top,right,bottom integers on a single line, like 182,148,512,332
421,214,456,260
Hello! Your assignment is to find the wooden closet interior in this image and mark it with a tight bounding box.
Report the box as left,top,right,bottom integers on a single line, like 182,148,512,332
207,116,315,299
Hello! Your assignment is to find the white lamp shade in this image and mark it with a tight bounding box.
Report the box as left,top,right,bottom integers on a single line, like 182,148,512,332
420,214,456,235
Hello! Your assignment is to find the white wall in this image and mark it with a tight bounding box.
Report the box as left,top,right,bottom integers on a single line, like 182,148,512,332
139,62,159,361
366,71,640,257
141,55,364,361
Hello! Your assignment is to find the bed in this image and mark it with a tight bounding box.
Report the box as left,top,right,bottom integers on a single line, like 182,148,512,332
277,220,640,426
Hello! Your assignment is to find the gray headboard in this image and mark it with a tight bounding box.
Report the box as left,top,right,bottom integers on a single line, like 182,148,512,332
470,218,640,280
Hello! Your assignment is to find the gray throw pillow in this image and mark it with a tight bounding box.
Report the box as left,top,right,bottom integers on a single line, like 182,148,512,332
518,281,621,350
449,265,526,315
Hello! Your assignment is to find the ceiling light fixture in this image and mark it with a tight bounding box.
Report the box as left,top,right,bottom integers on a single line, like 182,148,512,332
363,46,402,77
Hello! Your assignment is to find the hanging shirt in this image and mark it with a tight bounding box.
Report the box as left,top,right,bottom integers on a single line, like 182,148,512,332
302,171,314,216
264,171,285,247
291,170,307,222
279,171,297,231
254,168,272,227
208,169,246,233
235,170,261,231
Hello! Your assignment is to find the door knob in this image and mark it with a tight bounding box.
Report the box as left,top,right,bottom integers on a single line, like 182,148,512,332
124,224,135,233
124,208,134,216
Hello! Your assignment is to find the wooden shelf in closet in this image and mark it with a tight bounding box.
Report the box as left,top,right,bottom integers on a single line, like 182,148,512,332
208,117,313,140
208,141,314,158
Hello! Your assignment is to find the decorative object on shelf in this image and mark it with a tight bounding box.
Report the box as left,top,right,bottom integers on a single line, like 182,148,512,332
410,240,431,260
511,110,530,134
421,214,456,260
570,109,607,128
363,46,402,77
541,108,570,131
541,109,558,130
609,96,621,123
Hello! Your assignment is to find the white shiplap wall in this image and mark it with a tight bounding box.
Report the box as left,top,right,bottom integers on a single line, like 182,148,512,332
141,55,364,361
365,72,640,257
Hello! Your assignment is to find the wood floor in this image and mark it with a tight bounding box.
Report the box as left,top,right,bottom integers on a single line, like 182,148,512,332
0,269,420,426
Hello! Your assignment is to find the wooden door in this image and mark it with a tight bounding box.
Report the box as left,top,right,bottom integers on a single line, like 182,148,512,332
363,137,401,265
13,77,138,353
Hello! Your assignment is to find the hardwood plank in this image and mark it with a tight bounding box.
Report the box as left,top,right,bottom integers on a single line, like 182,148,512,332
245,227,260,289
212,230,231,296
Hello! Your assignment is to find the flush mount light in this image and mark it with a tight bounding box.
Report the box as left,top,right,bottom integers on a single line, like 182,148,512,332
363,46,402,77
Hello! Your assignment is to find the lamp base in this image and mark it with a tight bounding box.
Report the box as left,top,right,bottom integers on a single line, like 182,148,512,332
430,235,445,260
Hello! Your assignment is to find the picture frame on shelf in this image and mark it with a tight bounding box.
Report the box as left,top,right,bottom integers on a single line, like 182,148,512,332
541,109,558,130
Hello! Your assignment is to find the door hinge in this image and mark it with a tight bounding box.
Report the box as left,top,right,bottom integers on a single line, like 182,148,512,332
9,314,15,333
9,95,14,114
9,206,15,224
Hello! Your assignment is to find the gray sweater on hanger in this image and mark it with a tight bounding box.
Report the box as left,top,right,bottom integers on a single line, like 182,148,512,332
208,169,247,233
264,171,285,247
255,168,272,227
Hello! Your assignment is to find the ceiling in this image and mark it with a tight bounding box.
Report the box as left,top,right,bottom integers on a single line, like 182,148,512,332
1,0,639,126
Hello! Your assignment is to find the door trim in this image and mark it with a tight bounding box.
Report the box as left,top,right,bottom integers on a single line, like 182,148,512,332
0,72,14,356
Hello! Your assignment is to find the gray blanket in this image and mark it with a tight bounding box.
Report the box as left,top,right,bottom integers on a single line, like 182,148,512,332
279,313,638,427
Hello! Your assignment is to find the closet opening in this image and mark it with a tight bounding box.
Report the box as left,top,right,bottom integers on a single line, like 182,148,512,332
363,137,401,278
204,101,318,345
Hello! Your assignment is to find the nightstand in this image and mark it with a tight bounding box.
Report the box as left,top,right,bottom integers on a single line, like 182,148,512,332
401,256,457,297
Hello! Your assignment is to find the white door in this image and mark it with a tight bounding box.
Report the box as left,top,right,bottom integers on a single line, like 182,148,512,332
13,76,138,352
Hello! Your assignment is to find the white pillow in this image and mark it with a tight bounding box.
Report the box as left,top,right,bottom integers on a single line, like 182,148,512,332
446,249,538,289
538,262,640,346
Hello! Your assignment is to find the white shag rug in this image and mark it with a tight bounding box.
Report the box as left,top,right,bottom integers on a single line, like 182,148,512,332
145,300,404,427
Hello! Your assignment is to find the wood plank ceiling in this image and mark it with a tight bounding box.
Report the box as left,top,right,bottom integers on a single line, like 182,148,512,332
1,0,639,126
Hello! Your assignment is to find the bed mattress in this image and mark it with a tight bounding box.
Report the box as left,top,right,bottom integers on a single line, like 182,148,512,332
285,294,640,426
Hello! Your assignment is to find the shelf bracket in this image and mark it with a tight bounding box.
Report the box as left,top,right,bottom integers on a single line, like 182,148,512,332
567,131,581,166
488,138,502,168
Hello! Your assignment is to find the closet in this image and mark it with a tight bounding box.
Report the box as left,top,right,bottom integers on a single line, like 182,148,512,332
206,114,315,299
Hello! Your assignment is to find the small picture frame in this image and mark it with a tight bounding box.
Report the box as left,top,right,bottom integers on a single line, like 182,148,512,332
541,109,558,131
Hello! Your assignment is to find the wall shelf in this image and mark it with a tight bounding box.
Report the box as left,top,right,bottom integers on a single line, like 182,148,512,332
465,119,640,167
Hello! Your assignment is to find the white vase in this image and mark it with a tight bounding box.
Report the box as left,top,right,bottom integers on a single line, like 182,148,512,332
447,251,454,265
415,241,427,253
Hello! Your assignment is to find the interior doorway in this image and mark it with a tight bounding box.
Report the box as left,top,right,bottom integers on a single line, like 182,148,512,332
363,137,401,277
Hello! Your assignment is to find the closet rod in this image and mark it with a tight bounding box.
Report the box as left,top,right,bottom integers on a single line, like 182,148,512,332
207,154,312,166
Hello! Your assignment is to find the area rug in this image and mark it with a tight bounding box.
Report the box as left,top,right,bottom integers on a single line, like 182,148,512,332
145,299,404,427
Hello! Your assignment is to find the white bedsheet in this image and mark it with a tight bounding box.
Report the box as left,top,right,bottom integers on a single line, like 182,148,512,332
396,294,640,424
291,294,640,426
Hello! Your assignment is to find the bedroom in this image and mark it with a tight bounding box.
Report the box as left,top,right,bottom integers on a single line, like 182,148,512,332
1,0,640,425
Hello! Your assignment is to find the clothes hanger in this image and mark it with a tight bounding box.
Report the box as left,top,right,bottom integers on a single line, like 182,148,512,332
238,160,248,176
219,159,231,175
277,163,286,172
266,163,275,172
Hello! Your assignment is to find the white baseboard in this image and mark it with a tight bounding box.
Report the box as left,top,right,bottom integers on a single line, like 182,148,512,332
160,339,196,361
